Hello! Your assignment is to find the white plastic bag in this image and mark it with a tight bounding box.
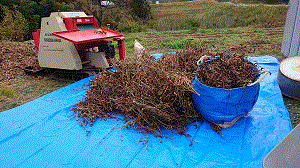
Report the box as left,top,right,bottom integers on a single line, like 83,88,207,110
134,40,145,58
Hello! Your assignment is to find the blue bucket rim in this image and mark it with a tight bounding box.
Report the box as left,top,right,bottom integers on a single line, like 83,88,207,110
193,76,259,92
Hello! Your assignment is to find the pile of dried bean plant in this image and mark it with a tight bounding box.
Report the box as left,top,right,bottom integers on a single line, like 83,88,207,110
72,46,259,137
72,51,204,138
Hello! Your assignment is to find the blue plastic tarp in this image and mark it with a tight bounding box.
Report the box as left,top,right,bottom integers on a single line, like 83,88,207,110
0,56,292,168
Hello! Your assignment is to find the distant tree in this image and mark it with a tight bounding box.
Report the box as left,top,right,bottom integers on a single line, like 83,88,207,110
131,0,151,20
0,7,28,41
0,0,84,40
84,0,151,33
0,5,4,22
86,0,132,25
0,0,19,10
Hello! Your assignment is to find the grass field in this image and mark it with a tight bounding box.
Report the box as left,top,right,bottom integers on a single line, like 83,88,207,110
124,27,285,58
149,1,287,31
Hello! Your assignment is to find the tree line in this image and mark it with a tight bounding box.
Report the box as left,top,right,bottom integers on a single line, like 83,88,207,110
0,0,151,41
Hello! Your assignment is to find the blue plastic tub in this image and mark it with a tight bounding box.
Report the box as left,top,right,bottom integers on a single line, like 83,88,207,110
192,74,260,127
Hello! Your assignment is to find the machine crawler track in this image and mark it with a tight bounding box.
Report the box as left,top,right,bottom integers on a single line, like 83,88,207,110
23,66,110,81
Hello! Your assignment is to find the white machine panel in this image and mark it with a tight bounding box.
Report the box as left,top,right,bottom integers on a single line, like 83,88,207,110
50,12,88,18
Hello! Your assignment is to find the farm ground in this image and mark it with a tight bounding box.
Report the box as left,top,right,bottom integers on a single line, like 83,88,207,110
0,26,299,128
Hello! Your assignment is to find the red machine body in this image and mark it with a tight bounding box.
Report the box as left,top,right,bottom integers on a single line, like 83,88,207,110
32,13,126,63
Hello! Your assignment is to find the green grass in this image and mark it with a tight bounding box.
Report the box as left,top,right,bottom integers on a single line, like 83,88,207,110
255,47,281,55
123,27,284,58
2,101,22,110
0,86,22,111
0,86,16,98
0,76,72,112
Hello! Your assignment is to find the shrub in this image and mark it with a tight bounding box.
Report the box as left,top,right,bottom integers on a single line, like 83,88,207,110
0,7,28,41
101,8,148,33
0,86,16,98
0,6,4,22
161,39,202,49
186,17,201,28
117,18,148,33
131,0,151,20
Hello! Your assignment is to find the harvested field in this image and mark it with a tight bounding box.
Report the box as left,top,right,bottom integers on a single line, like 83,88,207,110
0,41,39,84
